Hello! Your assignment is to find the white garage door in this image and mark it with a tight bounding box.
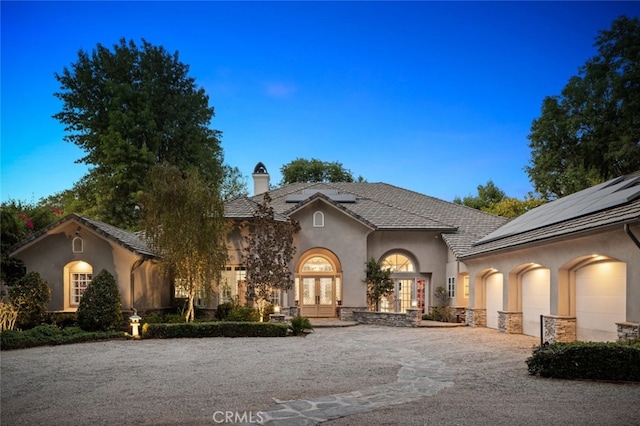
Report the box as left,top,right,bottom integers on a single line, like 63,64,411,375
522,268,550,337
485,273,503,329
576,261,626,342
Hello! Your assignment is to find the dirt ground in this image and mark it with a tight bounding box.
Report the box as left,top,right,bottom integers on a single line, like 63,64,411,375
1,325,639,425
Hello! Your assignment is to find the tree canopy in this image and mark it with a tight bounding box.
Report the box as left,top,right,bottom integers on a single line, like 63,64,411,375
243,192,300,318
141,163,228,322
453,180,545,219
53,38,224,229
526,16,640,199
280,158,363,185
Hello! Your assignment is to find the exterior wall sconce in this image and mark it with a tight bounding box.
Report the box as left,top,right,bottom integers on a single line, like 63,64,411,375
294,300,299,306
129,310,142,338
337,300,342,306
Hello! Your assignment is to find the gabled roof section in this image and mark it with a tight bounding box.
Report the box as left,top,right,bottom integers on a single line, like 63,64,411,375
241,182,506,254
223,195,289,222
9,213,157,257
463,172,640,258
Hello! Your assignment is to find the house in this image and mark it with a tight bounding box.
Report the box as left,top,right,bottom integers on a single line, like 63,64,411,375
7,214,170,315
460,172,640,342
222,163,507,322
8,163,639,342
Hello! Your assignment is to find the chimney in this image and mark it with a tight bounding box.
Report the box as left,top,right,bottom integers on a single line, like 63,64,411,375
252,162,270,195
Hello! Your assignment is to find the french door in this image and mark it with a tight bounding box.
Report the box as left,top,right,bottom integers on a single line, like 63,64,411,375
301,277,336,317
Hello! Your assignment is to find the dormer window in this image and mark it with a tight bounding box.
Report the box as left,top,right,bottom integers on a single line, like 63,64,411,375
313,211,325,227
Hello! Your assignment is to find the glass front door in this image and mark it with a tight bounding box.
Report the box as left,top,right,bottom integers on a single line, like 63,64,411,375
301,277,336,317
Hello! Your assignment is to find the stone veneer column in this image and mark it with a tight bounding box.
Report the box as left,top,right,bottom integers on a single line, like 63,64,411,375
616,322,639,341
405,308,421,327
542,315,576,343
465,308,486,328
497,311,523,334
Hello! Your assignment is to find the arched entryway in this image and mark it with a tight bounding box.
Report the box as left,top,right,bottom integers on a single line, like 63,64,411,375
573,257,626,342
378,251,427,314
295,249,342,318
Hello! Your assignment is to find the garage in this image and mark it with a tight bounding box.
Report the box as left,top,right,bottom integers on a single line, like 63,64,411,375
521,268,551,337
485,273,503,329
575,261,626,342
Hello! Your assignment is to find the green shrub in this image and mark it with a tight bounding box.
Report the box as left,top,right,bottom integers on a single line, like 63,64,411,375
526,341,640,381
47,312,77,328
142,313,164,324
215,301,235,320
142,321,288,339
428,306,453,322
9,271,51,329
289,316,313,336
262,303,275,322
77,269,124,332
226,305,260,322
1,325,125,350
163,313,187,323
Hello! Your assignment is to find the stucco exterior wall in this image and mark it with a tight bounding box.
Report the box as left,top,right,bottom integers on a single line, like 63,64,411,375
463,224,640,338
12,220,170,312
290,201,371,308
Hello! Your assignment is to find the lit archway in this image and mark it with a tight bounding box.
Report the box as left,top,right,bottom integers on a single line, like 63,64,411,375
63,260,93,311
296,249,342,318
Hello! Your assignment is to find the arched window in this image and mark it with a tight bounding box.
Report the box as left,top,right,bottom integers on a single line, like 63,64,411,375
313,211,324,227
381,253,414,272
72,236,84,253
301,256,333,272
64,261,93,308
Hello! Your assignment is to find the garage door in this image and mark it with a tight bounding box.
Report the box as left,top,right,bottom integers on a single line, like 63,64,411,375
522,268,550,337
485,273,503,329
576,261,626,342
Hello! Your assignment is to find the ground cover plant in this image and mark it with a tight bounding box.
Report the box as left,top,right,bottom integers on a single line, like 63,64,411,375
142,321,288,338
1,324,125,350
526,340,640,381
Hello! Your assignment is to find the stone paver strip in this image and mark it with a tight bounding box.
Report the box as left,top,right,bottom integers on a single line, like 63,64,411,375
240,338,455,425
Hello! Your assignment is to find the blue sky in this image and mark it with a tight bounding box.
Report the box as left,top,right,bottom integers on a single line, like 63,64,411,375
2,1,639,204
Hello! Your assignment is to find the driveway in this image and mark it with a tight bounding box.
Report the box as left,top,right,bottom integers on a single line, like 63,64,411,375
1,325,639,425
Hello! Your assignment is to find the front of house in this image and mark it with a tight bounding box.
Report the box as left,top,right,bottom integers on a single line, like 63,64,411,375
8,163,640,342
221,163,506,322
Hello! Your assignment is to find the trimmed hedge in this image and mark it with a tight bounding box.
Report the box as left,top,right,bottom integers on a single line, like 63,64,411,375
1,325,125,350
526,340,640,381
142,321,289,339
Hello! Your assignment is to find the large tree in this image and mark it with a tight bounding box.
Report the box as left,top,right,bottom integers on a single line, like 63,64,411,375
141,163,228,322
53,38,224,229
243,192,300,320
526,16,640,199
280,158,364,185
453,180,506,211
453,181,545,218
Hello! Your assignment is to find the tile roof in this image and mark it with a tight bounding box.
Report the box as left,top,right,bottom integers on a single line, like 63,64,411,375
237,182,506,256
463,172,640,259
8,213,157,258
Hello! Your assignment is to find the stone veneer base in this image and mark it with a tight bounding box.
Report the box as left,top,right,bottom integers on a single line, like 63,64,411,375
498,311,523,334
616,322,639,341
542,315,576,343
465,308,486,328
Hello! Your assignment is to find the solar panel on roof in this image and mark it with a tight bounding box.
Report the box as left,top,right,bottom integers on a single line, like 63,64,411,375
476,173,640,245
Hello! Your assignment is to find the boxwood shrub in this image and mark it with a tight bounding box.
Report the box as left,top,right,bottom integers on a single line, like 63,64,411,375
526,340,640,381
1,325,125,350
142,321,288,339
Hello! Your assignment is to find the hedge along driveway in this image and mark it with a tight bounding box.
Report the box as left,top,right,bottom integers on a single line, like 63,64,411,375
2,326,640,426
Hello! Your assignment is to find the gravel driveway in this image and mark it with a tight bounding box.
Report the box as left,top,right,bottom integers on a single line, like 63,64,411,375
1,325,639,425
